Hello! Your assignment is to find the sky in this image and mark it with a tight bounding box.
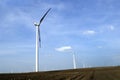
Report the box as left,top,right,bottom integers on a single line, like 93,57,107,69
0,0,120,73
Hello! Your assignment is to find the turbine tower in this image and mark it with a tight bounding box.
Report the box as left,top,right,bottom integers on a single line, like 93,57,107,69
34,8,51,72
72,52,77,69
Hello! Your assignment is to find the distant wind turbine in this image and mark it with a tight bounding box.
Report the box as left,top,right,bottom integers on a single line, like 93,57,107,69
34,8,51,72
55,46,77,69
72,52,77,69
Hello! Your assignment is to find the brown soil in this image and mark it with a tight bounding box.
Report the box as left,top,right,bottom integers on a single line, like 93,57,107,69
0,66,120,80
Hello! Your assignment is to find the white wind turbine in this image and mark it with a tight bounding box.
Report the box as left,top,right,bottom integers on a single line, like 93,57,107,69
72,52,77,69
34,8,51,72
55,46,77,69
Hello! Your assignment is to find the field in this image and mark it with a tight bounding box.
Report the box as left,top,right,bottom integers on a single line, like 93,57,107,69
0,66,120,80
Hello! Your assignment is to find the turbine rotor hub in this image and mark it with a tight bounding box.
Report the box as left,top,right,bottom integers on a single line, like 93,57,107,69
34,22,39,26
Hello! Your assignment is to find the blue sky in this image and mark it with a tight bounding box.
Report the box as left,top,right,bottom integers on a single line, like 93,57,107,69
0,0,120,73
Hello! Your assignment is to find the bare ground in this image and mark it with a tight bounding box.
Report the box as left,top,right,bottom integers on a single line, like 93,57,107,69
0,66,120,80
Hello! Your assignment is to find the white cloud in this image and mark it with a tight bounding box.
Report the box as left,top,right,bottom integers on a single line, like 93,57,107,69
99,25,115,33
97,46,103,49
108,25,115,31
55,46,72,52
83,30,96,35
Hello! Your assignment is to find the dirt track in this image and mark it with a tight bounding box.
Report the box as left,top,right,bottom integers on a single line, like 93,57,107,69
0,66,120,80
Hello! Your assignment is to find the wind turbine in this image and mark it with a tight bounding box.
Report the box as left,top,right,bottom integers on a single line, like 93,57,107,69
56,46,77,69
34,8,51,72
72,52,77,69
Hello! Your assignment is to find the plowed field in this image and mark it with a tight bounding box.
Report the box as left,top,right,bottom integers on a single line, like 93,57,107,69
0,66,120,80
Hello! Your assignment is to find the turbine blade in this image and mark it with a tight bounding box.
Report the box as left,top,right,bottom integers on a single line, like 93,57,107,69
38,27,41,48
39,8,51,25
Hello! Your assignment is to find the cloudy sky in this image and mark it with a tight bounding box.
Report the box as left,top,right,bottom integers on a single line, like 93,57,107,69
0,0,120,73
